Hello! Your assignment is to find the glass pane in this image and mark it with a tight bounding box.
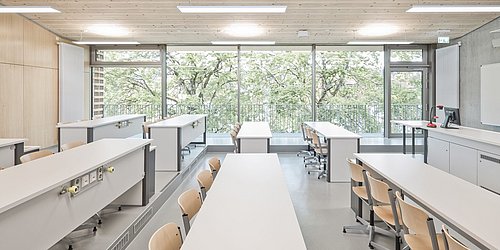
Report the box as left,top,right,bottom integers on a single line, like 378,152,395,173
166,48,238,134
95,49,161,62
390,49,423,62
390,71,423,133
316,48,384,136
92,66,162,121
240,47,312,134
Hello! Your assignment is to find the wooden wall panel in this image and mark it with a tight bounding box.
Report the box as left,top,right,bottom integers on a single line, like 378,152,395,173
23,19,58,69
0,64,24,138
0,14,24,65
23,67,58,147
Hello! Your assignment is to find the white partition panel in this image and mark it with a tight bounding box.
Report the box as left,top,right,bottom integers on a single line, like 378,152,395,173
59,43,85,123
436,44,459,123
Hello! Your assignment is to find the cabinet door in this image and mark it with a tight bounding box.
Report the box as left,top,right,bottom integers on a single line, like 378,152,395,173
478,152,500,195
428,137,450,172
449,143,478,184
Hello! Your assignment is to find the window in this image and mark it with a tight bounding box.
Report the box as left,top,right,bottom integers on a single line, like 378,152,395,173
316,46,384,135
390,49,423,62
240,46,312,134
95,49,161,63
166,46,238,134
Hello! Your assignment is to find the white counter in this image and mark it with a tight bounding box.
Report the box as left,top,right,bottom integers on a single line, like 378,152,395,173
57,114,146,151
355,153,500,250
426,125,500,148
237,122,272,153
149,114,207,171
0,138,26,167
182,154,306,250
0,138,152,249
304,122,361,182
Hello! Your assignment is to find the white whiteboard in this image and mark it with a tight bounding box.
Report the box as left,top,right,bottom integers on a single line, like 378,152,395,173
481,63,500,126
59,43,85,123
436,45,460,123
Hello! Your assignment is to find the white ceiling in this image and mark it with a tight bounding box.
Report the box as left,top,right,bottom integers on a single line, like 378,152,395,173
3,0,500,44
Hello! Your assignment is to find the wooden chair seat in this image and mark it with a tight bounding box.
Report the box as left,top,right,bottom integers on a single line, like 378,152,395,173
352,186,368,200
404,234,446,250
373,205,401,226
314,147,328,155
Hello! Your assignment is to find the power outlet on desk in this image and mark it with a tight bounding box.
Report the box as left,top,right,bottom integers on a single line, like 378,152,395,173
64,166,104,197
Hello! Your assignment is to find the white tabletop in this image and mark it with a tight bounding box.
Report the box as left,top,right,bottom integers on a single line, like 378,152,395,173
0,138,151,214
236,122,273,139
390,120,430,128
148,114,207,128
426,126,500,148
181,154,306,250
0,138,26,148
56,114,146,128
304,122,361,139
354,153,500,250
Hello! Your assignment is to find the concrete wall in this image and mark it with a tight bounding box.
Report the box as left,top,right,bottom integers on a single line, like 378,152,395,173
452,17,500,131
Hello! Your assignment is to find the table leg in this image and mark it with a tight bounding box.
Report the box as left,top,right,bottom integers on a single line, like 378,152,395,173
424,129,428,163
412,128,416,155
402,125,406,154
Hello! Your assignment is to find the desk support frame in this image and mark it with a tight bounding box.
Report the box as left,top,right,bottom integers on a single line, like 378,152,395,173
14,142,24,165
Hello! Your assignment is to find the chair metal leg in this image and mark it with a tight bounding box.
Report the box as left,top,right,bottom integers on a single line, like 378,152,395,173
182,214,191,235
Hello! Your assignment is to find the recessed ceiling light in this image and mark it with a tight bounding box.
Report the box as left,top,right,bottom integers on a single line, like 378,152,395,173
87,24,129,37
224,23,265,37
407,5,500,13
73,41,140,45
211,41,276,45
177,5,287,13
347,41,414,45
358,24,399,37
0,6,60,13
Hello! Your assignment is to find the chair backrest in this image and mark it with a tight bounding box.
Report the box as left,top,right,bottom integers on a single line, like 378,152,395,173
311,130,321,146
60,141,85,151
197,170,214,192
396,191,431,235
142,121,154,139
208,157,221,173
20,150,53,163
178,189,202,220
230,130,238,151
347,158,364,183
148,222,183,250
442,225,469,250
366,172,391,205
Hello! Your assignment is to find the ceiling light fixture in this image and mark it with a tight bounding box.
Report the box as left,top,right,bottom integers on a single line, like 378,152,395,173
224,23,265,37
177,5,287,13
407,5,500,13
87,24,129,37
211,41,276,45
0,6,60,13
73,41,140,45
347,41,414,45
357,24,399,37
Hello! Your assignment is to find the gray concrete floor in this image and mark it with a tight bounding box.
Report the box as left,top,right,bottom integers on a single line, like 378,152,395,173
126,153,395,250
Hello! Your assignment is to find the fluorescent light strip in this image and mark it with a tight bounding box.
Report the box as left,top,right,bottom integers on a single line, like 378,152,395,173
73,41,140,45
0,6,60,13
407,5,500,13
348,41,414,45
212,41,276,45
178,5,287,13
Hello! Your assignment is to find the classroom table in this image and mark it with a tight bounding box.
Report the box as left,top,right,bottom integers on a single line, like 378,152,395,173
390,120,429,155
354,153,500,250
181,154,306,250
236,122,272,153
0,138,26,167
304,122,361,182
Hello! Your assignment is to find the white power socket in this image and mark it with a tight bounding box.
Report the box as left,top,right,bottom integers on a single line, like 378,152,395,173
89,171,97,183
82,174,90,188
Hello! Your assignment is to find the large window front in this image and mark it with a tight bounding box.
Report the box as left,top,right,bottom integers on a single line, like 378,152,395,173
316,46,384,136
166,46,238,133
240,46,312,133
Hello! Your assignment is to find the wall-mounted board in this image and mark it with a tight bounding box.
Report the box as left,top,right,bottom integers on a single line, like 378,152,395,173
436,45,460,123
59,43,84,123
481,62,500,126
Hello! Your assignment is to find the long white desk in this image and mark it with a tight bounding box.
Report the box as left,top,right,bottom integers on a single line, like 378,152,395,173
390,120,429,155
0,138,153,249
181,154,306,250
149,114,207,171
354,153,500,250
236,122,272,153
57,114,146,151
0,138,26,167
305,122,361,182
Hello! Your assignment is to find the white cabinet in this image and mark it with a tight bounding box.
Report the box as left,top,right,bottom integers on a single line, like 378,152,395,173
428,137,450,172
478,152,500,195
449,143,478,184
